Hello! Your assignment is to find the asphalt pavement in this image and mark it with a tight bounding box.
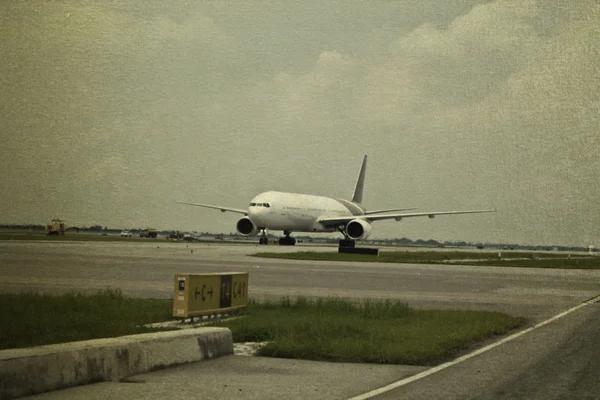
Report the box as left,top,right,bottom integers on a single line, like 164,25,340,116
370,300,600,400
1,241,599,399
25,356,425,400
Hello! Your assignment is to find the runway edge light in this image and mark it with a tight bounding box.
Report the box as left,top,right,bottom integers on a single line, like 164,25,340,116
173,272,249,318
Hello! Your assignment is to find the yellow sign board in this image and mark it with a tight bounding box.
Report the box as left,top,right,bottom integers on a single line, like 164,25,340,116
172,272,249,318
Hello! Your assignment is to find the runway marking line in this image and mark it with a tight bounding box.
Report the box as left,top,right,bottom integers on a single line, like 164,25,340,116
347,294,600,400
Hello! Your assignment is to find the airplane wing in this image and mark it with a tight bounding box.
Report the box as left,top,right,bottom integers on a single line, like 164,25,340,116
318,209,496,228
365,208,416,215
175,201,248,215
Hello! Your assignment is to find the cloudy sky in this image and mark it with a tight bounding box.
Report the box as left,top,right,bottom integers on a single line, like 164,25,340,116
1,1,598,246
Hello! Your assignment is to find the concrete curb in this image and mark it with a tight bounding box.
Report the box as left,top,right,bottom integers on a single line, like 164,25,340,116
0,327,233,400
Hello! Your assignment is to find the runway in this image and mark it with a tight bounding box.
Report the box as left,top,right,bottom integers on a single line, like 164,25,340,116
1,241,597,323
2,240,600,399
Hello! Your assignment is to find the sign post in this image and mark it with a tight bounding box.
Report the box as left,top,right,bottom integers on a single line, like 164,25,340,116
173,272,249,318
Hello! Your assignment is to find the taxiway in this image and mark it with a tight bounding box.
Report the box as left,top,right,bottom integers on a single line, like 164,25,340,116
1,241,598,399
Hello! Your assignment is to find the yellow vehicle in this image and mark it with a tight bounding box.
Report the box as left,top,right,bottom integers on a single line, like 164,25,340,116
46,219,79,236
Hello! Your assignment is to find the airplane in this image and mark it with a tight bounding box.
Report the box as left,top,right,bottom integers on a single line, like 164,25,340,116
176,155,495,246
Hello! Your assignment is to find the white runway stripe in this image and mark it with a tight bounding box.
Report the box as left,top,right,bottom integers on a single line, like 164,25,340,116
347,295,600,400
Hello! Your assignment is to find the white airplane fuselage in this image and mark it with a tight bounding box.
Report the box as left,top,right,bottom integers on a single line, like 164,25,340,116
248,191,363,232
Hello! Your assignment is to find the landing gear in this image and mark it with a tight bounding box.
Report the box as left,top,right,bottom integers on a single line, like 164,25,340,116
259,229,268,245
278,230,296,246
338,239,355,248
337,226,356,248
278,236,296,245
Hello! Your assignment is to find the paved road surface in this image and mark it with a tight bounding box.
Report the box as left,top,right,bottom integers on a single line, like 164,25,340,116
371,300,600,400
1,241,597,322
1,241,598,399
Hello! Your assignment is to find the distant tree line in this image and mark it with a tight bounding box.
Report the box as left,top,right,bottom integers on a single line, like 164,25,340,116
0,223,593,252
0,224,46,231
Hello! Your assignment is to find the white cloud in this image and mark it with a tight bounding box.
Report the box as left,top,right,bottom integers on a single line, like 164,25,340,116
256,0,600,245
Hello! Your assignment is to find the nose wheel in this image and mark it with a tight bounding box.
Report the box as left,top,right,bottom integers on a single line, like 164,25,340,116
259,229,269,245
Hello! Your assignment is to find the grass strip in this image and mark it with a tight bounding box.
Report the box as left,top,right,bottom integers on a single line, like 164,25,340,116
455,258,600,269
0,233,154,242
0,232,249,245
252,251,600,269
210,296,526,365
0,289,174,350
1,291,526,365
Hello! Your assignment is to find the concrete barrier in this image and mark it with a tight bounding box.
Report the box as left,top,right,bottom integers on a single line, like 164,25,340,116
0,327,233,400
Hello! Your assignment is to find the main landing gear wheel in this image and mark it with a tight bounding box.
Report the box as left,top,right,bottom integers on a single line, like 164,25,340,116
278,236,296,246
339,239,355,248
337,226,355,248
278,231,296,246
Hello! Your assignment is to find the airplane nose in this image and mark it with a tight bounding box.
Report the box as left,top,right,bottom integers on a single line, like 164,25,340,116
249,207,266,225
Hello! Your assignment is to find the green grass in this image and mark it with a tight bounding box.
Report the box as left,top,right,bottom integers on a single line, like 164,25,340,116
1,292,527,365
252,251,600,269
455,258,600,269
210,296,527,365
0,231,251,245
0,289,174,350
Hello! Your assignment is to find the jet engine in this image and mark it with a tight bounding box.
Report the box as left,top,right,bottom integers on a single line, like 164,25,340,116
345,219,372,240
236,217,259,236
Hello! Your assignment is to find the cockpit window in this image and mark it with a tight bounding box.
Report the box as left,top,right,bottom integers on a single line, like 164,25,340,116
250,202,270,207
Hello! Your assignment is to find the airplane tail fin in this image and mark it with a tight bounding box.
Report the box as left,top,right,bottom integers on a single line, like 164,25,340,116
351,155,367,204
